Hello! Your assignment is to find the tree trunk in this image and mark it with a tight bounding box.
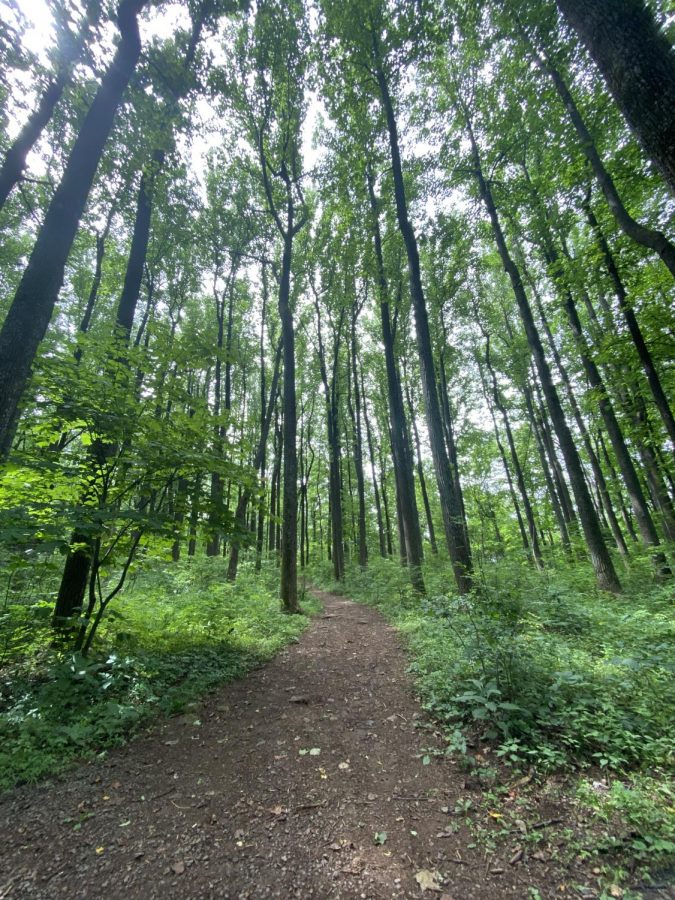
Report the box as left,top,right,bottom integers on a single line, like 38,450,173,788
361,370,386,558
278,227,299,611
483,338,544,567
0,0,147,457
528,43,675,278
375,56,471,593
226,340,281,582
404,378,438,555
465,115,621,592
366,167,424,590
584,198,675,447
0,0,98,211
350,307,368,570
555,0,675,194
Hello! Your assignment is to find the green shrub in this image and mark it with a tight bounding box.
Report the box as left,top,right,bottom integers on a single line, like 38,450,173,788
0,558,319,790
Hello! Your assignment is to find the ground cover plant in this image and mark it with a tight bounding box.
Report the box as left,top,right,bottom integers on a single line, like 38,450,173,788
309,554,675,886
0,558,319,790
0,0,674,894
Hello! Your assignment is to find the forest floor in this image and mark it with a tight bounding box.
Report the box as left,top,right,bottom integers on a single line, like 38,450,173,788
0,589,668,900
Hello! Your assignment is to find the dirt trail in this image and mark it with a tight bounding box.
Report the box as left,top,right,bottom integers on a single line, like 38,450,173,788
0,590,585,898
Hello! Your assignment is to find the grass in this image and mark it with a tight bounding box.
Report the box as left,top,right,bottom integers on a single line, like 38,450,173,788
0,557,320,790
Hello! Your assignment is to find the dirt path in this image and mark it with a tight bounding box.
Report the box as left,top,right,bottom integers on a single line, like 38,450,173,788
0,591,590,899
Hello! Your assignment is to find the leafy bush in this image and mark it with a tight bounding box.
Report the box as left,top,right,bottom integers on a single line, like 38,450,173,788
0,558,319,790
310,555,674,772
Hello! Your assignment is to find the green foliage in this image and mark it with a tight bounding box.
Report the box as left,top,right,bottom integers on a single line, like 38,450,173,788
312,555,674,772
577,775,675,864
0,559,319,790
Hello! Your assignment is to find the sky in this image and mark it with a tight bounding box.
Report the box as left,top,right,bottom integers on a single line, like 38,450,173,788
9,0,325,185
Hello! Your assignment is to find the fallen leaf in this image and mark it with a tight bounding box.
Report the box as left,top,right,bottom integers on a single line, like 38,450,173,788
415,869,442,891
95,847,104,855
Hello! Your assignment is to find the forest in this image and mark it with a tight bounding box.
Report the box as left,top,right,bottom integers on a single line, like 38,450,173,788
0,0,673,896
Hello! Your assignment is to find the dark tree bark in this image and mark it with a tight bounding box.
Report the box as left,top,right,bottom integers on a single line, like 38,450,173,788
0,2,99,211
555,0,675,194
483,336,544,567
268,412,281,555
524,287,627,556
437,341,471,552
365,168,424,590
373,55,472,592
480,366,531,555
524,384,572,550
465,115,621,592
53,146,163,628
583,198,675,447
404,377,438,556
350,304,368,569
361,370,386,558
378,443,394,557
525,39,675,279
313,296,346,581
0,0,147,458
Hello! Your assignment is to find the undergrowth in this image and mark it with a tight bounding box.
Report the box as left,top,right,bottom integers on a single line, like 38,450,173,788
0,558,319,790
308,552,675,875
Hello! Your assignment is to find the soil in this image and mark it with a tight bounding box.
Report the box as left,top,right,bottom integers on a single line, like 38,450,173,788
0,590,662,898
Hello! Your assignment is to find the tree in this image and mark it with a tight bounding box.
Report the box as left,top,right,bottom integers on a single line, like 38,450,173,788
0,0,147,457
555,0,675,194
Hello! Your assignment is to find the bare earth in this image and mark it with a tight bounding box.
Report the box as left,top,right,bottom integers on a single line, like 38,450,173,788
0,590,636,898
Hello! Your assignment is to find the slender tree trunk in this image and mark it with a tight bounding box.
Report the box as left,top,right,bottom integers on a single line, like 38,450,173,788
379,445,394,557
350,308,368,569
527,273,628,556
366,168,424,589
226,340,281,582
362,376,386,558
437,348,471,551
584,199,675,447
404,378,438,555
527,43,675,278
483,338,543,567
555,0,675,194
559,275,663,554
278,228,299,611
0,0,147,457
525,387,572,550
465,116,620,592
375,57,472,593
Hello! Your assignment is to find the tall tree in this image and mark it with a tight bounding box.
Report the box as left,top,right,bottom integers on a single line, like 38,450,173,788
554,0,675,194
0,0,147,457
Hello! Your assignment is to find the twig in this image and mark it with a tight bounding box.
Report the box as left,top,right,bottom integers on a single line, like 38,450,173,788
142,787,175,802
530,817,563,830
